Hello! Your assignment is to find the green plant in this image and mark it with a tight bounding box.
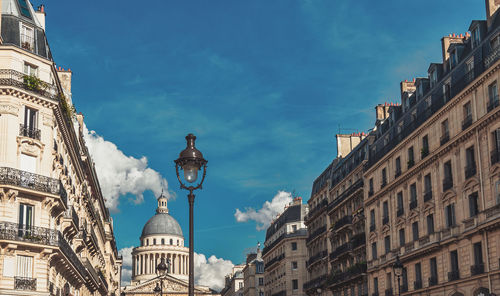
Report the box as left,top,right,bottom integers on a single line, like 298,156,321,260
23,75,47,92
58,93,75,119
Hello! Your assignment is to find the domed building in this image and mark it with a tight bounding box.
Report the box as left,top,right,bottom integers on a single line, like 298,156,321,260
122,194,217,296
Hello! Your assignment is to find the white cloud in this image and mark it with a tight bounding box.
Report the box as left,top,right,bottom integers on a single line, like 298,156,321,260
83,125,170,212
194,252,234,292
234,191,293,230
118,246,134,287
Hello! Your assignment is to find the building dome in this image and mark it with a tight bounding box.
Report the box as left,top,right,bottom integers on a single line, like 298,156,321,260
141,192,183,238
141,212,183,237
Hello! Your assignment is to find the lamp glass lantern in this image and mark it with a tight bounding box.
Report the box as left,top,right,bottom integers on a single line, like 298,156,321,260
175,134,207,187
393,255,403,277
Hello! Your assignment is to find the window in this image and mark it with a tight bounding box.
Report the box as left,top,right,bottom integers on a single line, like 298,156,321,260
399,228,405,247
445,203,456,227
410,183,417,209
441,119,449,141
291,242,297,251
427,214,434,234
259,278,264,286
371,242,377,260
23,106,38,138
469,192,479,217
466,146,476,174
488,81,499,110
429,257,438,285
170,239,173,245
402,267,408,291
370,209,375,230
146,239,149,246
412,222,419,241
443,161,453,190
430,69,437,87
161,238,165,245
450,50,458,69
472,26,480,48
384,236,390,254
381,168,387,187
473,242,483,266
395,157,401,176
424,174,432,201
20,24,34,51
382,201,389,224
408,146,414,168
292,261,297,270
292,225,297,232
422,136,429,158
153,239,156,245
492,34,500,49
17,0,32,18
23,63,37,76
414,263,422,288
450,250,459,272
239,282,243,289
369,178,374,195
292,279,298,290
466,58,474,81
16,255,33,278
397,192,404,216
373,277,378,294
18,204,33,236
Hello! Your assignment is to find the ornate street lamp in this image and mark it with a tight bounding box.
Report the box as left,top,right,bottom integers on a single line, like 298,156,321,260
393,255,403,296
154,258,171,296
174,134,207,296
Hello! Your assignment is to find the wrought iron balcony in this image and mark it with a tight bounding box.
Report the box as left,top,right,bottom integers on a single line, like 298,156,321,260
307,225,326,243
409,199,418,210
19,124,41,140
448,270,459,281
413,280,422,290
303,275,326,291
82,258,100,289
306,250,327,267
485,45,500,69
0,221,58,246
440,133,450,146
491,149,500,165
443,178,453,191
471,264,484,275
428,276,438,286
0,69,58,101
332,215,352,231
307,199,328,220
487,97,500,112
264,253,285,269
326,262,367,287
351,233,366,249
462,114,473,130
423,190,433,202
14,276,36,291
330,242,352,260
0,167,67,208
465,164,476,179
57,232,89,282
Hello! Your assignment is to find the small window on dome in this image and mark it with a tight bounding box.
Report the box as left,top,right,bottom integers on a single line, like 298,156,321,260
161,239,165,245
153,239,156,245
170,239,173,245
177,240,179,246
146,239,149,246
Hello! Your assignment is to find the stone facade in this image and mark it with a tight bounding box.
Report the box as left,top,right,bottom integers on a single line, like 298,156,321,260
243,248,264,296
263,198,308,296
364,1,500,295
221,265,245,296
0,2,122,296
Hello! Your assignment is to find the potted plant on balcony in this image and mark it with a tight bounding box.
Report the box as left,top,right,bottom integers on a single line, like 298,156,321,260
23,74,47,92
21,41,32,51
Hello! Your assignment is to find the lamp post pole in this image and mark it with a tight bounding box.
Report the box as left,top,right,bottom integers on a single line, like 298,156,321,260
393,255,403,296
174,134,207,296
154,258,170,296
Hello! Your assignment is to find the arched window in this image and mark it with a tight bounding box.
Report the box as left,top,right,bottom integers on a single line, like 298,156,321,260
161,238,165,245
153,239,156,245
170,239,173,245
146,239,149,246
177,240,179,246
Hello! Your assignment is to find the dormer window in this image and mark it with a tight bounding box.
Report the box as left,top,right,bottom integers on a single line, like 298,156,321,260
23,62,37,76
430,69,437,87
17,0,32,19
450,50,458,69
491,34,500,50
417,83,423,98
472,26,480,48
20,24,34,52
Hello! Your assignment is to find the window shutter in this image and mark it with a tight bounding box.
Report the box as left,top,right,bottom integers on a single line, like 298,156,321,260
16,255,33,278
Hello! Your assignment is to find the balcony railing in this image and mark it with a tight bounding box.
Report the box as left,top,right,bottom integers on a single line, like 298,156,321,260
82,258,100,288
443,178,453,191
307,199,328,220
14,276,36,291
491,149,500,165
19,124,41,140
485,45,500,68
303,275,327,291
423,190,433,202
306,250,327,267
57,232,89,281
332,215,352,231
462,114,473,130
0,221,58,245
448,270,460,281
409,199,418,210
428,276,438,286
351,233,366,249
307,225,326,243
487,97,499,112
471,264,484,276
328,179,364,211
330,242,352,260
465,164,477,179
326,262,367,287
262,229,307,255
413,280,422,290
0,69,58,101
98,270,108,291
0,167,67,208
440,133,450,146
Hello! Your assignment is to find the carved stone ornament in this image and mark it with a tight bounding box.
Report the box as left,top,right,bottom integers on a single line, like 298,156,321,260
0,103,19,116
17,137,44,157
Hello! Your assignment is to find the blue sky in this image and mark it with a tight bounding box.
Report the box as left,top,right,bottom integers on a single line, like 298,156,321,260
35,0,483,273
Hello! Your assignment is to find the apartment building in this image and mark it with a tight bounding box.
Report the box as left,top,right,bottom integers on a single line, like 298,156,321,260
0,1,122,296
263,198,308,296
243,247,264,296
364,1,500,295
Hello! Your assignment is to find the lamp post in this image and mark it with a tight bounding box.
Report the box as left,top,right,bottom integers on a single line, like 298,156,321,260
154,258,171,296
174,134,207,296
393,255,403,296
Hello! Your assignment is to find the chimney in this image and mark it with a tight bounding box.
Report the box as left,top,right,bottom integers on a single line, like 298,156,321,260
35,5,46,30
375,103,391,122
441,34,464,71
336,133,366,158
486,0,500,28
56,67,72,95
